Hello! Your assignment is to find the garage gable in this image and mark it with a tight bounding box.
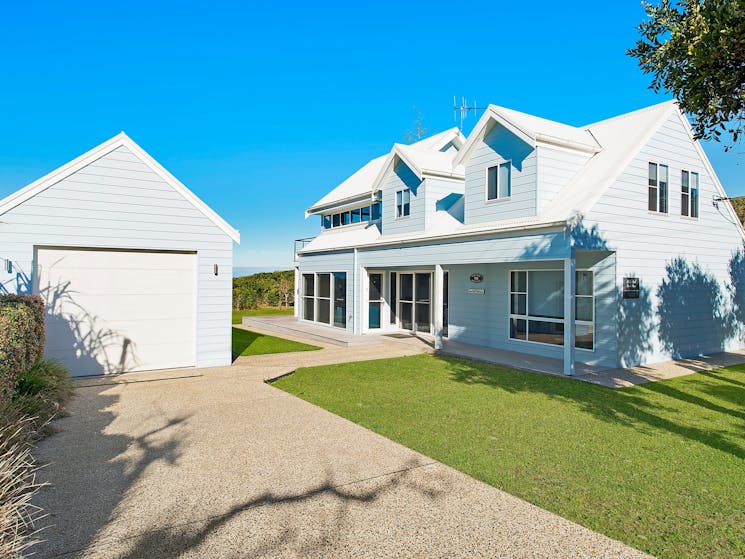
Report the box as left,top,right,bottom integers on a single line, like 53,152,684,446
0,133,240,243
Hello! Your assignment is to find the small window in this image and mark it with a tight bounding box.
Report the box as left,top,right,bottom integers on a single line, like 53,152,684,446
361,206,371,221
332,213,341,227
322,215,331,229
351,208,361,223
681,170,699,218
396,189,411,218
341,211,350,225
648,162,667,213
371,202,382,220
487,161,511,200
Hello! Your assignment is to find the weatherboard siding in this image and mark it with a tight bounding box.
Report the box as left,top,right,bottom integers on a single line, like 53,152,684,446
536,145,592,213
464,123,538,225
583,111,745,366
424,176,465,226
381,161,425,236
0,145,234,368
296,250,356,332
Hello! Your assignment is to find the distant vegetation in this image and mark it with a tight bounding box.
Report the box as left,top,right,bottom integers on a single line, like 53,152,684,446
730,196,745,225
233,270,294,310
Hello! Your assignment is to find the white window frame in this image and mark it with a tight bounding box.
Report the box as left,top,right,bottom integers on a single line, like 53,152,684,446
648,162,668,214
396,188,411,219
681,170,699,219
301,271,346,329
485,160,512,202
507,268,595,352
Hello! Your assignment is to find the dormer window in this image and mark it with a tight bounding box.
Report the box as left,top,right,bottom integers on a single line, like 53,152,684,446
396,189,411,218
648,162,668,213
487,161,511,201
321,202,383,230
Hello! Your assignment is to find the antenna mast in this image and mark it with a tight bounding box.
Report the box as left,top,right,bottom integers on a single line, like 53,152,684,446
453,97,487,131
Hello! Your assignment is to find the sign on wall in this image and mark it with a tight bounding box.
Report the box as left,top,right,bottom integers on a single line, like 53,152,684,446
467,288,485,295
469,273,484,283
623,277,640,299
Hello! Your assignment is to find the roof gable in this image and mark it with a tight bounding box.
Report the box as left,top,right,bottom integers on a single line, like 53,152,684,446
0,133,240,243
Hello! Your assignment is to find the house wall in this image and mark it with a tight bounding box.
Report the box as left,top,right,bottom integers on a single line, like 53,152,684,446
445,250,617,369
464,123,537,225
0,145,234,368
380,161,425,236
536,145,592,213
424,177,465,226
582,110,745,366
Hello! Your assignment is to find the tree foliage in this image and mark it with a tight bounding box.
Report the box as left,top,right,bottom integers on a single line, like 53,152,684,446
628,0,745,148
232,270,294,310
729,195,745,223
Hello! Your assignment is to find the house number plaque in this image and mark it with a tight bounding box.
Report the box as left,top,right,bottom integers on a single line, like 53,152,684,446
469,273,484,283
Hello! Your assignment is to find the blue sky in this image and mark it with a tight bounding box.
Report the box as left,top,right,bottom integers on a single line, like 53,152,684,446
0,1,742,269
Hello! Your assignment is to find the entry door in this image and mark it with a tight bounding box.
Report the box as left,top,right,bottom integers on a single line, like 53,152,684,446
368,273,383,329
398,273,431,333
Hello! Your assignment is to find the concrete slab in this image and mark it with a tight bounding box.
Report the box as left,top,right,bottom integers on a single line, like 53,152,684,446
242,315,385,347
32,364,651,559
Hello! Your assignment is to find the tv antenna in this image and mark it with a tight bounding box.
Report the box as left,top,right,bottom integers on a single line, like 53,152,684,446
454,97,487,130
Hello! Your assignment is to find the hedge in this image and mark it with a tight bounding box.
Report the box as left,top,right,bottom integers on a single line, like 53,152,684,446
0,296,45,396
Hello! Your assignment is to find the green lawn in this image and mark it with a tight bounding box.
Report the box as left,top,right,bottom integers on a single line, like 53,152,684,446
273,354,745,559
232,307,293,324
231,327,320,356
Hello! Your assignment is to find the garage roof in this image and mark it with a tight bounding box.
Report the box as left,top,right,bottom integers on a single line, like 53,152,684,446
0,133,240,243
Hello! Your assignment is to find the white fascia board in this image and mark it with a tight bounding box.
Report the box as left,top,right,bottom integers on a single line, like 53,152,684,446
0,133,241,244
306,193,378,217
534,134,601,154
453,107,535,167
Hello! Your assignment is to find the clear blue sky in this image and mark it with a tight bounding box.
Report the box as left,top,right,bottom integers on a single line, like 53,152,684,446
0,1,742,269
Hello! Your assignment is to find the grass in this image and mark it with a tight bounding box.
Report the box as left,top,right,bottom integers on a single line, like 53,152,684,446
231,327,320,356
232,307,293,324
273,354,745,559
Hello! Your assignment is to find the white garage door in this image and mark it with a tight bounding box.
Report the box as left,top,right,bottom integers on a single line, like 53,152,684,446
35,247,197,377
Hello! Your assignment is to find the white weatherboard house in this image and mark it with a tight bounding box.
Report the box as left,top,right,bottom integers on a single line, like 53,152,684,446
295,101,745,374
0,133,239,377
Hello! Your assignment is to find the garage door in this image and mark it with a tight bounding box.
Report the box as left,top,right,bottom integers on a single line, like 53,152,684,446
35,247,197,377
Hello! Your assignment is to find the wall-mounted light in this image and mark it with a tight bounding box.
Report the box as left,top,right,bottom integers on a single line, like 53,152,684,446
4,259,11,274
214,264,219,276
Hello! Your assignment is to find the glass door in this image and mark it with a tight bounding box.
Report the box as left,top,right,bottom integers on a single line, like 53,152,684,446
333,272,346,328
368,273,383,329
397,273,431,333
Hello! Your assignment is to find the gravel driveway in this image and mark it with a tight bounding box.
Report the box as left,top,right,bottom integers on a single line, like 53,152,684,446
32,364,651,558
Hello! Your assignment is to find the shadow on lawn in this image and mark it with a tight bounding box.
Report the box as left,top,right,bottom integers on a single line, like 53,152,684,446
116,458,440,558
443,357,745,461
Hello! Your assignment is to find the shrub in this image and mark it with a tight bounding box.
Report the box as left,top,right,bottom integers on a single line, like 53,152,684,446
14,360,74,435
0,296,45,397
0,405,43,559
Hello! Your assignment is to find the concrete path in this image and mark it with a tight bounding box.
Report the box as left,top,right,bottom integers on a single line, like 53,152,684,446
32,365,650,558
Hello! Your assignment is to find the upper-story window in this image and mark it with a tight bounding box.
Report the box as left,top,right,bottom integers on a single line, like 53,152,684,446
321,202,382,230
648,162,668,213
681,170,699,218
396,189,411,218
487,161,511,201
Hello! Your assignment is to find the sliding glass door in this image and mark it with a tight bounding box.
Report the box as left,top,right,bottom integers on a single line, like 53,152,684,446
333,272,347,328
368,273,383,329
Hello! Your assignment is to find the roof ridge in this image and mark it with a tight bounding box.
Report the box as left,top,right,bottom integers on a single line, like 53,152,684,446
583,100,677,129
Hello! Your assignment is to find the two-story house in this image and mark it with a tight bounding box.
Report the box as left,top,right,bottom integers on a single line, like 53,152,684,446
294,101,745,374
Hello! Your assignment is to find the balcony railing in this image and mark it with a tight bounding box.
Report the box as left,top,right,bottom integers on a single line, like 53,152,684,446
293,237,316,260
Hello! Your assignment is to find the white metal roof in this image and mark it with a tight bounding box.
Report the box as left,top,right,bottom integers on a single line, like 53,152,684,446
300,99,741,253
0,133,240,243
307,128,465,214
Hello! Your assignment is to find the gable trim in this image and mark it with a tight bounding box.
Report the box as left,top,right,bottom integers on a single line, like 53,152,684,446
0,132,240,243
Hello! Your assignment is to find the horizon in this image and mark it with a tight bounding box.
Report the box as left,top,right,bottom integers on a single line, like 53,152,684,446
0,1,742,269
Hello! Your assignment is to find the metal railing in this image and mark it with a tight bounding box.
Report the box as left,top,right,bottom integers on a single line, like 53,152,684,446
293,237,315,259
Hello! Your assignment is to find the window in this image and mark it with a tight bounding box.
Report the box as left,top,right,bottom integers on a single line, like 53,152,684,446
368,273,383,329
332,214,340,227
396,189,411,218
361,206,370,221
321,202,382,230
509,270,594,349
487,161,511,200
648,162,668,213
371,202,381,220
303,272,346,329
682,170,699,218
322,215,331,229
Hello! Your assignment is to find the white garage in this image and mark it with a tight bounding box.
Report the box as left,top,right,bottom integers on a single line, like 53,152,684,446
0,133,240,377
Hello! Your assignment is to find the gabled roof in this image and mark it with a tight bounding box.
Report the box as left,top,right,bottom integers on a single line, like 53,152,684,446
307,128,465,214
0,132,240,243
453,104,601,166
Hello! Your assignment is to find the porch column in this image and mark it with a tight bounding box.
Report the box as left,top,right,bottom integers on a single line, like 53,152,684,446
433,264,444,350
293,267,301,318
563,252,576,375
353,249,362,334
